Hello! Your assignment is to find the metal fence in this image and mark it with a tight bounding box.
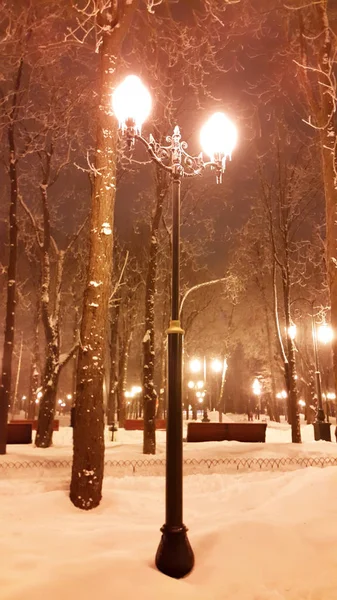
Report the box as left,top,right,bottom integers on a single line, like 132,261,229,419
1,455,337,476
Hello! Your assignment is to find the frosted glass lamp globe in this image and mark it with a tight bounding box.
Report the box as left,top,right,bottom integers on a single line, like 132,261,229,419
112,75,152,134
211,358,222,373
189,358,202,373
200,112,237,163
317,323,333,345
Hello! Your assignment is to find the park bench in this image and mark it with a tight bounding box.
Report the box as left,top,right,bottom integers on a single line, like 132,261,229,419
187,421,267,443
10,419,60,431
124,419,166,430
7,422,33,444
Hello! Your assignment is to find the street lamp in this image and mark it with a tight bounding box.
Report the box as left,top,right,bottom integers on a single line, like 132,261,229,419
309,317,333,440
252,378,262,419
113,75,237,579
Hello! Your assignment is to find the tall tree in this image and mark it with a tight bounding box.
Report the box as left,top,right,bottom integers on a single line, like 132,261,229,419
70,1,138,510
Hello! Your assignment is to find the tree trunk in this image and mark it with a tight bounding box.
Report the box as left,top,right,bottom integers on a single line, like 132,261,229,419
108,302,120,424
297,4,337,401
27,298,40,419
117,325,132,428
0,59,23,454
70,2,137,511
283,273,301,443
142,168,168,454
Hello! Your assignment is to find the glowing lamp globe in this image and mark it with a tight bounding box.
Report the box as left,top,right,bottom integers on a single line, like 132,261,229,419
211,358,223,373
288,324,297,340
112,75,152,134
189,358,202,374
317,324,333,345
200,112,237,163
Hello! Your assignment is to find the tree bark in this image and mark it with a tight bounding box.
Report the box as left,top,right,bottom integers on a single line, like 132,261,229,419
0,59,23,454
70,1,138,508
142,167,168,454
27,297,40,420
282,269,301,443
117,324,132,428
108,302,120,425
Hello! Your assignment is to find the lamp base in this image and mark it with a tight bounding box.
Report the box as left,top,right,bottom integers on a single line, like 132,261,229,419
313,421,331,442
155,524,194,579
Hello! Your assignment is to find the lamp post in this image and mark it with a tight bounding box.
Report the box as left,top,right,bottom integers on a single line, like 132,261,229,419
188,356,226,421
311,320,333,441
291,307,333,440
112,75,237,579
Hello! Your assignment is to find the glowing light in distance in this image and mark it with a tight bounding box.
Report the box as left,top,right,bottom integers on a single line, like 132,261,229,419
196,380,204,389
37,391,43,399
298,399,306,407
187,381,195,389
189,358,202,374
211,359,223,373
317,324,333,345
67,394,72,400
131,386,142,395
112,75,152,134
327,392,336,400
200,112,237,163
288,325,297,340
252,378,262,396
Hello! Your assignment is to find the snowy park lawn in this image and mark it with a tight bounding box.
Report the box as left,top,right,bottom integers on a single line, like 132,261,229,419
1,418,337,600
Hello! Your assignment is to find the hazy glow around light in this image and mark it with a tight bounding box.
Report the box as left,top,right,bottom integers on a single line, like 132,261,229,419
298,399,306,407
197,380,204,389
200,112,237,163
189,358,202,374
211,359,223,373
187,381,195,389
327,392,336,400
131,385,142,395
112,75,152,134
66,394,72,400
288,324,297,340
317,323,333,344
252,378,262,396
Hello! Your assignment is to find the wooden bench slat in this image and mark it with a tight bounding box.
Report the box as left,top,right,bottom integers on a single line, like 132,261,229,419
124,419,166,430
10,419,60,431
187,422,267,443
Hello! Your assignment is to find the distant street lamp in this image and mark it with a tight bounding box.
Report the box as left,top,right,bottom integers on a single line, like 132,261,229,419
189,356,227,419
113,75,237,579
252,378,262,419
291,309,333,440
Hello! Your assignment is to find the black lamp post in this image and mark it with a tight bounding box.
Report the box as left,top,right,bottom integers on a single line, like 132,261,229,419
311,315,331,441
112,75,237,578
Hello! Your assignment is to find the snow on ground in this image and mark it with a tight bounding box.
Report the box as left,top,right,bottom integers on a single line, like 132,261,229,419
3,413,337,464
1,416,337,599
1,467,337,599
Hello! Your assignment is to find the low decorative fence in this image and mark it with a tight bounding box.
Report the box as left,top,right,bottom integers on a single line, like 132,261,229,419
1,455,337,476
